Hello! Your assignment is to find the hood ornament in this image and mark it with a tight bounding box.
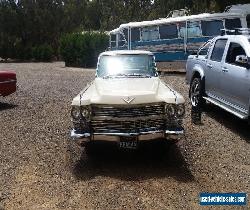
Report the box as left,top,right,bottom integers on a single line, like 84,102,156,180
122,96,135,104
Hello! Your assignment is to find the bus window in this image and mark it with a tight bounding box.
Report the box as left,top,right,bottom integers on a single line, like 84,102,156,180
159,24,178,39
201,20,223,36
131,28,140,42
141,26,159,41
179,22,201,38
187,21,202,38
179,22,186,38
246,15,250,28
110,34,116,48
225,18,241,30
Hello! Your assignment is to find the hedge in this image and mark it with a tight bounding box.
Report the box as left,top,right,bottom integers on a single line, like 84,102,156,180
0,39,54,62
32,44,54,62
59,31,109,68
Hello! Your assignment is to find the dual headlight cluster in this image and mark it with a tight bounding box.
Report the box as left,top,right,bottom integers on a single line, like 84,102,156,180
71,106,91,121
165,103,185,118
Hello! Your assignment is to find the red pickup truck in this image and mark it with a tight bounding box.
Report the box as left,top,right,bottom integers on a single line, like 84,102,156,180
0,71,17,97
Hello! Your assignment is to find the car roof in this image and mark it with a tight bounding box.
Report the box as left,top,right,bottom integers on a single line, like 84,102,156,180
100,50,154,57
215,34,250,40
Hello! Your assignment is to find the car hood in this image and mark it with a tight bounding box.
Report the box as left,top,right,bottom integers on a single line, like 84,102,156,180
72,77,185,105
95,77,159,96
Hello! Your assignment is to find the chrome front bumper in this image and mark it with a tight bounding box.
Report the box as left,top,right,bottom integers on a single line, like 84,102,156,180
70,129,184,146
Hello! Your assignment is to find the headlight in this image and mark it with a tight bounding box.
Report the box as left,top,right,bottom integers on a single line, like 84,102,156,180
176,104,185,117
81,106,91,120
165,104,176,117
165,103,185,118
71,106,81,120
71,106,91,121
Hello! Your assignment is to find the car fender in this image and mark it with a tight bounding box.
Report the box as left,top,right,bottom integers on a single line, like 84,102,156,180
189,65,206,98
191,64,205,81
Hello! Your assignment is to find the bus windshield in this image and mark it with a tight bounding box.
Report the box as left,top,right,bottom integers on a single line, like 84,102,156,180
97,54,157,78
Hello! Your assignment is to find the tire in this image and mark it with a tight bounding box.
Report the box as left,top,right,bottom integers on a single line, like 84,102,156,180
190,77,205,110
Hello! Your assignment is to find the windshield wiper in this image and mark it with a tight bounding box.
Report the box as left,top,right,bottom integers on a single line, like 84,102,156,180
102,73,128,79
102,74,114,79
126,73,152,78
102,73,152,79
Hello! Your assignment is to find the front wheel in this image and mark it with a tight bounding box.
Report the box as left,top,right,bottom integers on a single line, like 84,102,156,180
190,77,205,110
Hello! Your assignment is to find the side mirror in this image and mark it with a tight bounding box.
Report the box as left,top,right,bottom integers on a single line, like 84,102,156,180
235,55,248,64
95,68,98,77
235,55,250,68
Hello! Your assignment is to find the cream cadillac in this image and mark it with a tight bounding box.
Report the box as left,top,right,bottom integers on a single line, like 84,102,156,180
70,50,185,150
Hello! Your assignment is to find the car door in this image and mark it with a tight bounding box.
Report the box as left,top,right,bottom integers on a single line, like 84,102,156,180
221,41,250,113
205,38,228,98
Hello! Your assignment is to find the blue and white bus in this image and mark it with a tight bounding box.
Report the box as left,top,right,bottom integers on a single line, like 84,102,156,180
109,4,250,62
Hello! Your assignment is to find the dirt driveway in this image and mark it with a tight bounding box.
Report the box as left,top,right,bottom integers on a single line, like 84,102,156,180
0,62,249,209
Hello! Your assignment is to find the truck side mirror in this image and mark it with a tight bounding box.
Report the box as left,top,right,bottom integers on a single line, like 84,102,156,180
235,55,250,68
235,55,248,64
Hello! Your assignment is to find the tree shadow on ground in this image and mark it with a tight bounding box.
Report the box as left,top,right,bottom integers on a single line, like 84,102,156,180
72,141,194,183
0,102,17,111
204,104,250,143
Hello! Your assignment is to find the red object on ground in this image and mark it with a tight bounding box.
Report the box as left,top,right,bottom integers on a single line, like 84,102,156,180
0,70,17,96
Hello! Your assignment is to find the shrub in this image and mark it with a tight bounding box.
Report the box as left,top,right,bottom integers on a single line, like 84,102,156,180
32,44,53,62
0,38,54,62
59,31,109,68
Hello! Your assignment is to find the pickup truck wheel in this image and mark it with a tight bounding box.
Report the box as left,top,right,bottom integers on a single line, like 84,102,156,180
190,77,205,109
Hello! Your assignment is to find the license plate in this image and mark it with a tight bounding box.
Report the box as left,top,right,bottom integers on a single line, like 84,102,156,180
119,136,138,149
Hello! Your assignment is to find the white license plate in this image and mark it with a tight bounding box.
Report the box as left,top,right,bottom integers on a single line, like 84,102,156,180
119,136,138,149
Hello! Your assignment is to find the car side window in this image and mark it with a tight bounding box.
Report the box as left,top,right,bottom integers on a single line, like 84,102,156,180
226,42,246,67
210,39,227,62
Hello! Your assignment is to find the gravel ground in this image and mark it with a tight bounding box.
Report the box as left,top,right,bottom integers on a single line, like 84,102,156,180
0,62,249,210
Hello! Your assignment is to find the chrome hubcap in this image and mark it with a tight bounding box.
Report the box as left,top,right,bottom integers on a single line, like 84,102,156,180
191,80,200,107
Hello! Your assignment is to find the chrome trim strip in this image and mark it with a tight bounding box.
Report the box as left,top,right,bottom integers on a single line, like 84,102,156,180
0,79,16,84
206,94,248,115
93,130,164,136
165,130,184,135
91,102,165,108
70,129,91,139
203,96,248,119
70,128,184,143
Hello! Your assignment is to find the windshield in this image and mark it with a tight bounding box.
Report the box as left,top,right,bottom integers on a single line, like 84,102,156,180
97,54,157,78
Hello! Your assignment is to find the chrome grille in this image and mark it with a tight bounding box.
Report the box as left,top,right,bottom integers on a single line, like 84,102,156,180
91,103,165,118
90,103,165,133
91,118,165,133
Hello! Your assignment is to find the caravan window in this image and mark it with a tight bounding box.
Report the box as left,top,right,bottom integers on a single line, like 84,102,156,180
246,15,250,28
225,18,241,30
110,34,116,48
131,28,140,42
118,33,126,47
201,20,223,36
123,28,128,41
141,26,159,41
159,24,178,39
